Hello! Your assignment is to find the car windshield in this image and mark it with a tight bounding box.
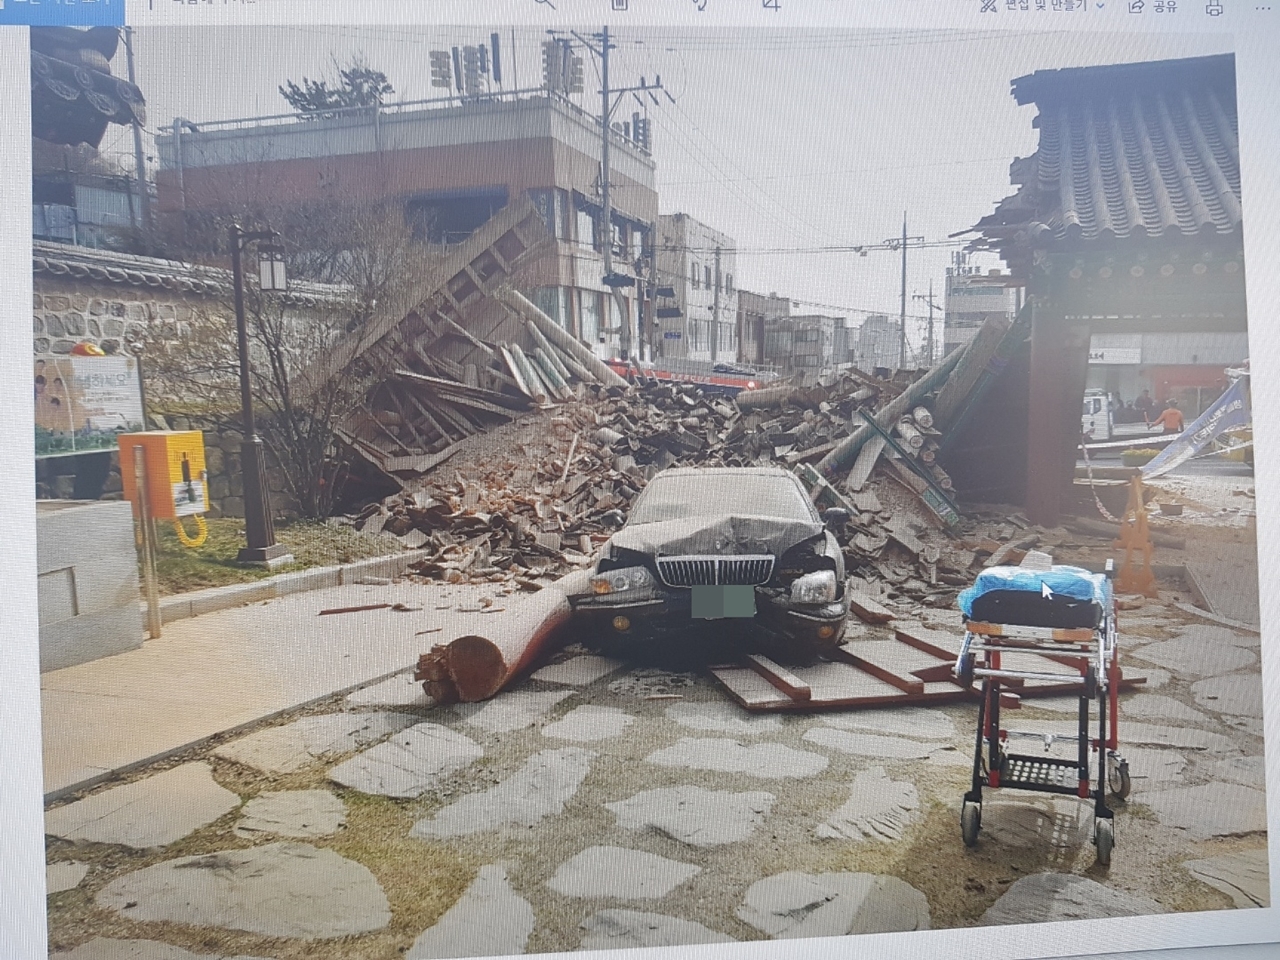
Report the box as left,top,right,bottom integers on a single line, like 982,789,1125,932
628,473,816,525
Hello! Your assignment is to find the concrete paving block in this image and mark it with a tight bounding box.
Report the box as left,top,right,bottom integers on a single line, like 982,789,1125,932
531,655,625,686
346,674,434,710
50,939,274,960
606,669,700,699
579,910,735,950
411,748,595,838
188,581,277,618
95,842,391,940
407,865,534,959
45,762,240,849
454,690,575,734
816,767,919,842
979,798,1092,851
1170,625,1258,649
1121,746,1187,786
1191,674,1264,717
234,790,346,839
272,568,342,596
1129,636,1256,677
980,873,1164,925
737,871,930,938
1184,849,1271,908
665,701,783,736
1207,755,1265,788
542,705,635,742
213,711,418,774
1140,783,1268,838
1119,694,1210,723
645,738,828,779
802,727,942,760
46,861,89,894
547,846,699,900
606,786,775,847
817,707,956,741
329,723,483,799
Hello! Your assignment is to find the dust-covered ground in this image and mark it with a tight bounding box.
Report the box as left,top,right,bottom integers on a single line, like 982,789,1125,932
45,550,1268,960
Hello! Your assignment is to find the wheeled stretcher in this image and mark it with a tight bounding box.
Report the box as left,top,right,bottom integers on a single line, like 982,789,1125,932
953,561,1129,865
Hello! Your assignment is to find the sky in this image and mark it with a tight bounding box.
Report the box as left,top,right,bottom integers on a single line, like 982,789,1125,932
101,25,1234,361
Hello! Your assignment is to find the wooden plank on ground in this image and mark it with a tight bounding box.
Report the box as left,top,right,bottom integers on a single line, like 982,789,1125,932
827,641,926,695
895,621,965,660
848,592,895,624
745,655,812,702
709,666,796,710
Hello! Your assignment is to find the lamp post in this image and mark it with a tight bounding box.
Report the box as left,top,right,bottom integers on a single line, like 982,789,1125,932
229,223,292,566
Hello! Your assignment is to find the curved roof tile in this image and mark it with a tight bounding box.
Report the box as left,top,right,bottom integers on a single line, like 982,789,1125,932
966,54,1240,265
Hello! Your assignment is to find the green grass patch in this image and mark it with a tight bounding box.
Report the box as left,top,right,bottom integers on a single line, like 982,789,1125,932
150,517,404,596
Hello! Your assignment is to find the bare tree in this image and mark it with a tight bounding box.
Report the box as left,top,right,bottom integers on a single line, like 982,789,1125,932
143,200,441,518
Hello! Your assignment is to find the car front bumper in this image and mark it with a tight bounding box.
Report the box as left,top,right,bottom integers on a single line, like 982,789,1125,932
571,587,849,655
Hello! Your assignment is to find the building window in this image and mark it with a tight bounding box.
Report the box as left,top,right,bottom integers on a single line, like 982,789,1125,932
579,289,601,342
576,202,596,251
705,266,712,289
726,273,734,293
691,262,700,289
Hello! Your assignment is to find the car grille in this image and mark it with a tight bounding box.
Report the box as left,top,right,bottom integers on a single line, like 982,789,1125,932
656,555,774,588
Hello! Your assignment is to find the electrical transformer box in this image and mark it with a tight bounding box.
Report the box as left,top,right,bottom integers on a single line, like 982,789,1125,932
118,431,209,519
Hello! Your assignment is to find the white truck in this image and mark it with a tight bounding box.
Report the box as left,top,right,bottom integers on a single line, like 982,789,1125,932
1081,390,1114,442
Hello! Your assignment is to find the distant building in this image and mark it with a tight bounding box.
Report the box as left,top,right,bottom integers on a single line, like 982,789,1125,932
1087,332,1248,417
30,27,149,251
154,92,657,359
943,253,1017,355
736,290,789,365
852,314,902,373
653,213,738,363
762,313,846,382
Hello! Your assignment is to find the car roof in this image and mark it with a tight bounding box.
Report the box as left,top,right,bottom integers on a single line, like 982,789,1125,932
651,466,797,478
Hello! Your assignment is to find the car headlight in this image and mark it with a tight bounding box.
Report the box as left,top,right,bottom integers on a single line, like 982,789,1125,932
790,569,837,604
590,565,657,595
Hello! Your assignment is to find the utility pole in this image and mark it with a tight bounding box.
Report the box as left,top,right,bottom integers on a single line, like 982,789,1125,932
122,28,151,238
913,281,942,367
712,246,721,365
899,213,907,370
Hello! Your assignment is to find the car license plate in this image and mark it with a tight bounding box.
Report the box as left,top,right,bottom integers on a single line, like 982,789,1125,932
691,585,756,619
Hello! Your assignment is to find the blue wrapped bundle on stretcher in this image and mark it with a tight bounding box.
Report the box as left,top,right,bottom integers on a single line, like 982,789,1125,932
959,565,1112,630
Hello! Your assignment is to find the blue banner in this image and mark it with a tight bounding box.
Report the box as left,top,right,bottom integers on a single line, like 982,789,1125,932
1142,378,1251,479
0,0,123,27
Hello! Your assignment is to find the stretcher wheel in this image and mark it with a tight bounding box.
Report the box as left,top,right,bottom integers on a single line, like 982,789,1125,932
1107,756,1131,800
1095,818,1114,866
961,801,981,847
957,652,975,687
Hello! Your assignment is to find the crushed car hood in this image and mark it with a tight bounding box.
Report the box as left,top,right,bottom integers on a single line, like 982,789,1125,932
608,514,824,559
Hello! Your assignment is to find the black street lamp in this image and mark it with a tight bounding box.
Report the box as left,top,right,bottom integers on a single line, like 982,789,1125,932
229,223,292,566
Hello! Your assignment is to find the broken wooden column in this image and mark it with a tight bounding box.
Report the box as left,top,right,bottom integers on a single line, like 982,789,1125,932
815,345,966,481
498,287,629,389
413,570,591,702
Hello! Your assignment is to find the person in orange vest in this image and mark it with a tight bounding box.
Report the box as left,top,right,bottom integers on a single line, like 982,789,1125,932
1150,399,1184,433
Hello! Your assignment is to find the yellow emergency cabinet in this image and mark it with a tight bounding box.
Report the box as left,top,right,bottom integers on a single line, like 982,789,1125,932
118,431,209,519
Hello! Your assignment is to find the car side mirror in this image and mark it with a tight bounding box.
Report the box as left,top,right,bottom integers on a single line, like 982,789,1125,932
822,507,850,527
602,509,626,528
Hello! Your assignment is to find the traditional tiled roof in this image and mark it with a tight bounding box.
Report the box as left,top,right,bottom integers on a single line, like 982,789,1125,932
964,54,1240,263
32,240,354,309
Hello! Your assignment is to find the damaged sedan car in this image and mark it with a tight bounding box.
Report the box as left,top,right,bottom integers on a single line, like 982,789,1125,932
571,466,850,660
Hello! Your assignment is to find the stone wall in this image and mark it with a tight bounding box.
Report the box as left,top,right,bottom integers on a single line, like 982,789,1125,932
32,282,203,358
98,419,303,521
32,243,352,518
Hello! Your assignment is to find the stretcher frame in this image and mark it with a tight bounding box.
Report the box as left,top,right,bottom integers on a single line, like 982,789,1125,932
953,564,1129,865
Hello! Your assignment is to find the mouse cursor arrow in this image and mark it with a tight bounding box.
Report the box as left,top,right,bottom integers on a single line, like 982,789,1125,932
1041,583,1054,600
